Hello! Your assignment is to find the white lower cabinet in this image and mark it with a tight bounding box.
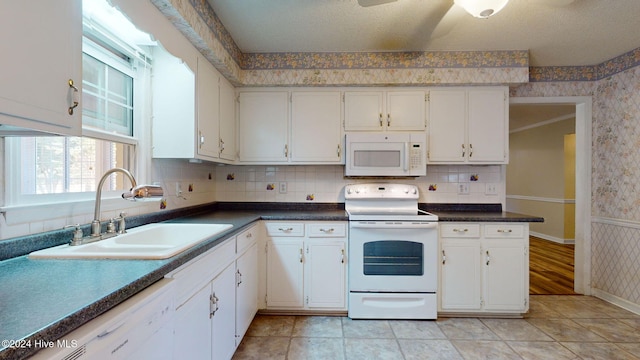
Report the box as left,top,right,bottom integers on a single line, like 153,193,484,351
169,224,259,360
235,227,259,345
439,222,529,315
264,221,347,311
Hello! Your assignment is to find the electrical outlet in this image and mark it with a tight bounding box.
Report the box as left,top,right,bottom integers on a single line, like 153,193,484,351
458,183,470,195
485,183,498,195
279,182,287,194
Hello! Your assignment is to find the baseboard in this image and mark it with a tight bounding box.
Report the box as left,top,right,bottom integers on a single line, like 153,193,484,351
530,231,575,245
592,288,640,315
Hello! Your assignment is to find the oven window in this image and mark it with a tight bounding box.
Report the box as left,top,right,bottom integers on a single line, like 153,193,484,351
363,241,424,276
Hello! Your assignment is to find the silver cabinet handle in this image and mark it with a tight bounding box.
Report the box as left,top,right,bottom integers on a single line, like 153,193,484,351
219,138,225,152
486,250,491,266
453,228,469,233
284,144,289,157
461,144,465,157
68,79,79,115
387,113,391,126
337,144,341,157
278,227,293,232
236,269,242,287
442,250,446,265
497,229,513,233
209,293,219,318
341,249,345,264
379,113,383,127
199,131,205,148
319,228,334,233
245,232,253,238
299,248,304,263
469,143,473,158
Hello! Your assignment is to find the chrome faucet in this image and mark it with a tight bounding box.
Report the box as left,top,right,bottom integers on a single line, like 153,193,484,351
67,167,164,246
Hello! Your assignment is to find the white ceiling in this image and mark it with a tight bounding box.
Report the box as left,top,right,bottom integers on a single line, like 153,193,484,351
207,0,640,67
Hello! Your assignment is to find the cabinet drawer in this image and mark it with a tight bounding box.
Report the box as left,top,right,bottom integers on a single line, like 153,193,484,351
306,223,346,237
237,225,258,254
484,224,525,238
440,223,481,238
169,237,236,308
265,222,305,237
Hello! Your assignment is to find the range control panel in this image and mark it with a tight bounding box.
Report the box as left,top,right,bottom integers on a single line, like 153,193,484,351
344,183,419,199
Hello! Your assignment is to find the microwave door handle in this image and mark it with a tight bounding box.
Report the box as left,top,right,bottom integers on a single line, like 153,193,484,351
404,142,409,172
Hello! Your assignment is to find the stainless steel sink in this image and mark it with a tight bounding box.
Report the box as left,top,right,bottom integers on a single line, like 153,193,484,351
29,223,233,260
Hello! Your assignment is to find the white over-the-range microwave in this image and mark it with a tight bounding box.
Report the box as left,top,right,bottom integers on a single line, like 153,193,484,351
345,132,426,177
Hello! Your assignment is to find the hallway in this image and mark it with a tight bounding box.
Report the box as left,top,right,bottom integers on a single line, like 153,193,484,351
529,236,577,295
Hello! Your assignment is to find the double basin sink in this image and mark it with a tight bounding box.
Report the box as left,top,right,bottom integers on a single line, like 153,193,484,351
29,223,233,260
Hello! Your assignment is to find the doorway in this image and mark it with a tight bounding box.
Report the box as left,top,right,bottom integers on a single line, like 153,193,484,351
509,96,592,295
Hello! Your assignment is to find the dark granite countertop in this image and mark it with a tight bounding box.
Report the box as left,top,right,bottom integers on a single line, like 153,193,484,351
0,201,540,359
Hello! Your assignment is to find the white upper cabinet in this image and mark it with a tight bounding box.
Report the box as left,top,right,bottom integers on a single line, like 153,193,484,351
344,90,426,131
427,87,508,164
219,77,237,161
238,91,289,162
290,91,343,163
0,0,82,135
196,56,222,159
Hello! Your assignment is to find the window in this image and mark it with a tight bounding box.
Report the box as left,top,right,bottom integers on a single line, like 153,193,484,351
4,0,153,206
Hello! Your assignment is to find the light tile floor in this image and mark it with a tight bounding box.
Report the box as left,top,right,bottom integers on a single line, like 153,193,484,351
233,296,640,360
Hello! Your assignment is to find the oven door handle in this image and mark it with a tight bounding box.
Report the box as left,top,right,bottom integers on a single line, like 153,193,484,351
349,222,438,229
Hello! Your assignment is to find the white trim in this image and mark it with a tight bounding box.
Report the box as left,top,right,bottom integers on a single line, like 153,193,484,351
592,289,640,316
506,194,575,204
592,216,640,230
510,96,592,296
510,113,575,134
530,231,575,245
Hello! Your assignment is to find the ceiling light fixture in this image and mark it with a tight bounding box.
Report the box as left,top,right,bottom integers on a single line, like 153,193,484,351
454,0,510,19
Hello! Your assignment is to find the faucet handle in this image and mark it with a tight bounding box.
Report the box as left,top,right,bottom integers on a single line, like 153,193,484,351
117,212,127,234
64,224,84,245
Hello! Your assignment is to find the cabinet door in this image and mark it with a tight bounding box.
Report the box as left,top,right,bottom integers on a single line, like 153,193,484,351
291,92,343,163
482,239,527,311
238,92,289,162
386,91,426,131
266,239,304,308
196,56,221,159
306,240,346,309
467,89,508,163
174,284,212,360
0,0,81,135
219,77,236,161
427,90,466,162
440,240,482,311
236,243,258,345
211,264,237,360
343,91,384,131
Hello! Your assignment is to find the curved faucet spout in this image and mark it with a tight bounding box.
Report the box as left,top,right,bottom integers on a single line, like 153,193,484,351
92,168,137,237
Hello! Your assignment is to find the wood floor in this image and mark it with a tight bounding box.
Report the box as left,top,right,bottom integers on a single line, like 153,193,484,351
529,236,577,295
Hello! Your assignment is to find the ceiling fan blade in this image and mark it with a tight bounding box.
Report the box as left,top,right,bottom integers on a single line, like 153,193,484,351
430,2,466,40
529,0,576,7
357,0,397,7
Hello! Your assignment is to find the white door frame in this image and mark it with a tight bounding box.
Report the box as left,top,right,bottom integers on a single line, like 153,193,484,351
509,96,592,295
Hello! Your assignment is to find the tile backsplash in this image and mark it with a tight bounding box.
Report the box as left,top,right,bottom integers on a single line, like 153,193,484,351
215,164,505,204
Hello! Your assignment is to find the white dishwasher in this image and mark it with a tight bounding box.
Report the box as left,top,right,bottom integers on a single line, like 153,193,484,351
31,278,174,360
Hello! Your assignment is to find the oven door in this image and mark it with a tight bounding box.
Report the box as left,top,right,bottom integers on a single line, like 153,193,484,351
349,221,438,292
